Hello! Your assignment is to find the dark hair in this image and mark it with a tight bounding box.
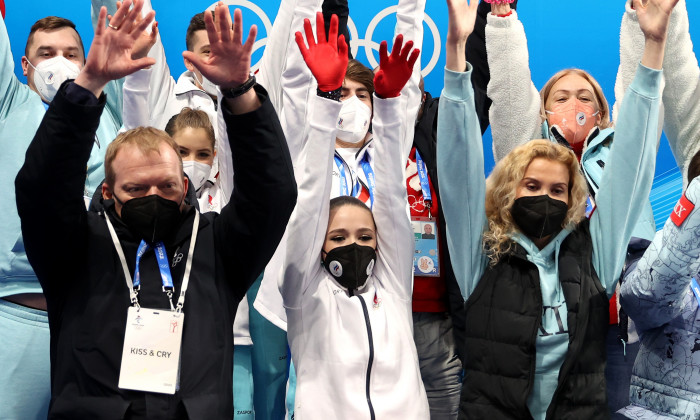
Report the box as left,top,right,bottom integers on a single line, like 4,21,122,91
688,147,700,182
164,107,216,149
186,11,215,51
25,16,84,58
329,196,376,228
345,59,374,97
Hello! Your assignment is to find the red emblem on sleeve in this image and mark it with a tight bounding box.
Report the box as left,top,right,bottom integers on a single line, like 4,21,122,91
670,193,694,227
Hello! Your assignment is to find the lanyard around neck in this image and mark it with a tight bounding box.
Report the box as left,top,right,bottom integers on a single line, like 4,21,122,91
334,152,375,209
105,210,200,312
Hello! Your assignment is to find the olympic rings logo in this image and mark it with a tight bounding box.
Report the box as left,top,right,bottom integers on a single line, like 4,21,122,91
208,1,441,76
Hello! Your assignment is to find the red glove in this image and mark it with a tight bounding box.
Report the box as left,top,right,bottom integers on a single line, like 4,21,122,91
374,34,420,98
295,13,348,92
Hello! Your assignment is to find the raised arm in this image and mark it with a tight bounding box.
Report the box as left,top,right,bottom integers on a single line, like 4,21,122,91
590,0,674,297
0,12,22,118
91,0,131,126
256,0,322,164
465,0,518,134
17,0,155,296
654,0,700,185
621,178,700,332
394,0,426,158
438,0,487,300
280,12,346,308
371,36,420,300
484,4,541,162
183,4,295,299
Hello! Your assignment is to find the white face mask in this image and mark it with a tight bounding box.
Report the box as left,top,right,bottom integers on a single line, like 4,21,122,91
182,160,212,192
336,95,372,144
194,71,218,97
27,56,80,103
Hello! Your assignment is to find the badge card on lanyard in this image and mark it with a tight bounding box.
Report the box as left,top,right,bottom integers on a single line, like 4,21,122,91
105,211,200,395
412,217,440,277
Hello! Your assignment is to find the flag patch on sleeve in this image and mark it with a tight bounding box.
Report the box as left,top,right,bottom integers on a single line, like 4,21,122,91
671,193,694,227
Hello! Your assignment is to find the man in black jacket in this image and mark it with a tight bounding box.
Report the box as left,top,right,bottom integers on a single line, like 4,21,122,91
14,1,297,419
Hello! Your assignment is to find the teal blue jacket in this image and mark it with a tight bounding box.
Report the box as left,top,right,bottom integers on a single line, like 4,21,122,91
437,62,660,419
0,13,123,297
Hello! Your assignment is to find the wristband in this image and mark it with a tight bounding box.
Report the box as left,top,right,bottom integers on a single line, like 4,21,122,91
497,11,513,17
316,87,342,102
221,75,256,99
484,0,514,4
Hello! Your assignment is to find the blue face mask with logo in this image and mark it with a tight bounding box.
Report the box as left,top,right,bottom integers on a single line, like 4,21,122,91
322,243,377,294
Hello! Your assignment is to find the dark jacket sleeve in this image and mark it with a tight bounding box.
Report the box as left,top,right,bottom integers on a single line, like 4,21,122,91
322,0,352,59
466,0,517,134
215,85,298,300
15,81,105,299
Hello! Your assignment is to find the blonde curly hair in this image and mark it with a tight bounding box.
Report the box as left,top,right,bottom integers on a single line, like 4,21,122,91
483,139,588,265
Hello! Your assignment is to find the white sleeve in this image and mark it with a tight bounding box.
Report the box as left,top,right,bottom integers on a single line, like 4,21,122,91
485,11,542,162
613,1,665,138
281,95,342,309
657,0,700,186
120,0,177,130
122,68,152,130
372,94,415,300
256,0,321,163
394,0,426,159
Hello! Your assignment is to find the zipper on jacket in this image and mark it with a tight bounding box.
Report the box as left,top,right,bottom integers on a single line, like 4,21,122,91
358,296,376,420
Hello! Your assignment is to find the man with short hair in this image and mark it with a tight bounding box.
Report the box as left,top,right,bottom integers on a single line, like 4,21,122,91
0,6,124,419
15,1,296,418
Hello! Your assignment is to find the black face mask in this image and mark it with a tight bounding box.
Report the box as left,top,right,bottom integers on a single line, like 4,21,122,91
510,195,568,239
322,243,377,294
114,194,183,243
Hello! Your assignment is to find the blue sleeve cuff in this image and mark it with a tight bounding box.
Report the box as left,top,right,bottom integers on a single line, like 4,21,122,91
443,63,474,102
629,63,663,99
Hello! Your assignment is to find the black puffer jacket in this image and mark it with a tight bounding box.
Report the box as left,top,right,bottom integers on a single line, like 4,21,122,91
460,220,609,420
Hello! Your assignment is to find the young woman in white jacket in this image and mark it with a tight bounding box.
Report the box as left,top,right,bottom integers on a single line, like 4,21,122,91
281,14,429,419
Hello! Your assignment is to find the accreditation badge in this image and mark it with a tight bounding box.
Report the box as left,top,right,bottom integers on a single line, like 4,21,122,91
118,307,184,394
412,216,440,277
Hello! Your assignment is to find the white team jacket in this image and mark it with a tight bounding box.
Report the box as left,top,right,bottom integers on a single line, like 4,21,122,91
283,92,429,420
254,0,426,331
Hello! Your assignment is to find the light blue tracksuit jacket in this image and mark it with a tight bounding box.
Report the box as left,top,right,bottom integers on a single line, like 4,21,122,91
0,12,123,297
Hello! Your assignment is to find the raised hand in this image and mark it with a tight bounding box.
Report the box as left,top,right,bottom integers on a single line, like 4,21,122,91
373,35,420,99
75,0,156,97
109,1,158,60
634,0,679,69
295,13,348,92
489,1,512,17
182,2,257,89
445,0,479,72
634,0,679,42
